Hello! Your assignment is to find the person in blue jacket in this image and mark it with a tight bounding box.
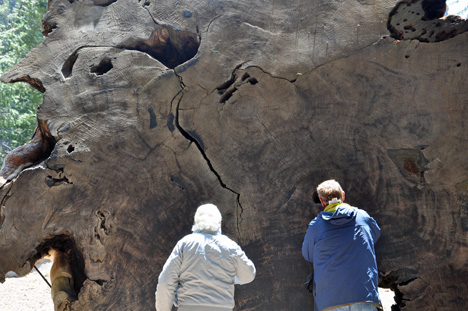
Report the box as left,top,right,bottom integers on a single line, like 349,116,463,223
302,180,381,311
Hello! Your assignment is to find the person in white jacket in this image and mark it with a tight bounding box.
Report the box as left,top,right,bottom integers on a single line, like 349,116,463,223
155,203,256,311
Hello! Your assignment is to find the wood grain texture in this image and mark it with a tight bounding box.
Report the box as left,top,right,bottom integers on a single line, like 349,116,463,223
1,0,468,310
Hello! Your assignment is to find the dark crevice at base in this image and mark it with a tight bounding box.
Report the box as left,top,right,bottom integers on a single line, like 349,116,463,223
380,270,420,310
31,233,87,297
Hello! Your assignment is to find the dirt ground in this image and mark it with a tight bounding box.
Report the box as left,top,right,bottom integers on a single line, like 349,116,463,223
0,261,395,311
0,260,53,311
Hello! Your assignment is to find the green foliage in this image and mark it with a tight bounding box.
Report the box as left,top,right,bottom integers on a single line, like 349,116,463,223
0,0,47,164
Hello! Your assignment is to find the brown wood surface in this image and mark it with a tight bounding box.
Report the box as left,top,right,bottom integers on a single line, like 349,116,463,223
1,0,468,310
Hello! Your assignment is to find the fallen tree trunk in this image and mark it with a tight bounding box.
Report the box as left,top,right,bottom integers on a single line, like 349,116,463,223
1,0,468,310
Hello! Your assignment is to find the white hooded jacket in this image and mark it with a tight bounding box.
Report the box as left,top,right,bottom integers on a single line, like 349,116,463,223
155,231,256,311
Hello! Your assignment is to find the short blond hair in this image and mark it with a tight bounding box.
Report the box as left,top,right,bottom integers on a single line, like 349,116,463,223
317,180,343,203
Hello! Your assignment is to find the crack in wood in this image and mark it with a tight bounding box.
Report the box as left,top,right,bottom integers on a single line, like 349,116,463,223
216,65,259,104
147,106,157,129
46,175,72,187
94,210,111,244
173,72,245,241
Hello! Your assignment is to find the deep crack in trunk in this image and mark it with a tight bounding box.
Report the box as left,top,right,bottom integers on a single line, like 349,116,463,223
173,71,244,242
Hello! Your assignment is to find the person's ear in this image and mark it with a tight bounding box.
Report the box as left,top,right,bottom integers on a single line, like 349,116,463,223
319,197,326,208
342,192,345,201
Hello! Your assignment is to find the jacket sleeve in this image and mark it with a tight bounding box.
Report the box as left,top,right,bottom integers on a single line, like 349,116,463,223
302,223,315,263
368,216,381,244
233,246,256,285
155,242,183,311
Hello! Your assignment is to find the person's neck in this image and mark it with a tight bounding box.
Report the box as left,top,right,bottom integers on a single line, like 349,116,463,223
323,201,348,213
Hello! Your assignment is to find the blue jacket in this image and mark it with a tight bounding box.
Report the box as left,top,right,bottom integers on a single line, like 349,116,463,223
302,204,381,311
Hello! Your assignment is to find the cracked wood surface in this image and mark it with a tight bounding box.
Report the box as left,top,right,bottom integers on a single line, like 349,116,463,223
1,0,468,310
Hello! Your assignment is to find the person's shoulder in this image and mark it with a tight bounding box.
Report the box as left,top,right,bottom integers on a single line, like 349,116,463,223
308,214,321,226
216,234,243,249
181,232,196,239
354,207,378,221
179,233,202,243
304,215,323,235
216,233,237,244
350,205,367,215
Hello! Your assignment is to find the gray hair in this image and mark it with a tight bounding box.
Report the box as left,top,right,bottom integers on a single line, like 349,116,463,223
192,204,222,233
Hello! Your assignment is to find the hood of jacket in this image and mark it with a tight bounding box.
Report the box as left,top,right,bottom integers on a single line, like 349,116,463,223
321,204,357,225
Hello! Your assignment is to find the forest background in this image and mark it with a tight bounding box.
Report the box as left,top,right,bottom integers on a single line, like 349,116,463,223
0,0,46,163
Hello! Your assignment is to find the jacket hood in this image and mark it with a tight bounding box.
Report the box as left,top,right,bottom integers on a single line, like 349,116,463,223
321,204,357,225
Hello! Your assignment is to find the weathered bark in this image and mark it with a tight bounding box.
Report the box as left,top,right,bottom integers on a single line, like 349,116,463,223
1,0,468,310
